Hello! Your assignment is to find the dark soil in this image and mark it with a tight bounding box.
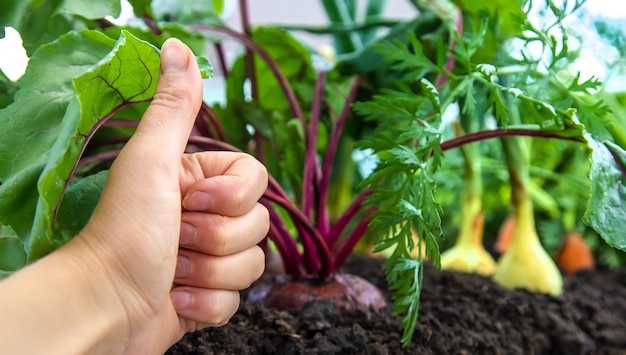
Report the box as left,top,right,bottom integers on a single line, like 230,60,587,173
166,254,626,354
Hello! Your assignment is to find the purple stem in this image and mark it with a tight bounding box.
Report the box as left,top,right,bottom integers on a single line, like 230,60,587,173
263,190,332,278
263,189,319,274
142,13,162,35
435,7,462,88
317,76,362,237
192,103,212,138
439,128,585,152
78,149,122,168
52,98,151,226
239,0,258,100
198,102,228,142
87,137,132,150
187,135,239,151
190,24,305,125
261,198,303,278
222,1,266,161
214,42,229,77
303,71,325,219
261,176,315,272
326,188,371,250
103,119,139,129
332,207,375,271
296,222,320,274
608,145,626,176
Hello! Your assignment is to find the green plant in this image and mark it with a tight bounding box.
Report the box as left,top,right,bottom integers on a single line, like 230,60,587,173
354,0,626,344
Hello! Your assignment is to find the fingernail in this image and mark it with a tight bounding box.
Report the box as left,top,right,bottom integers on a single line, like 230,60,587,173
175,254,191,278
161,38,188,74
171,290,192,310
180,222,196,246
183,191,212,211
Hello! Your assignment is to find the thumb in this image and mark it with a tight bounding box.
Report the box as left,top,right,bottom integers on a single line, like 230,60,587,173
129,38,203,163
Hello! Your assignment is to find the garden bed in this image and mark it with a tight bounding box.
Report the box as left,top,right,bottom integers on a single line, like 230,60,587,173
166,254,626,354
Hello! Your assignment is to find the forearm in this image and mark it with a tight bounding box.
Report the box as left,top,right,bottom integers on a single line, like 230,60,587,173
0,240,128,354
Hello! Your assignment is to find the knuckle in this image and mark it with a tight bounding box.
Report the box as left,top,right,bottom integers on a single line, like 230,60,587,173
210,215,230,255
249,158,269,192
254,158,269,183
210,292,238,325
258,204,270,235
151,86,189,111
206,262,220,288
238,247,265,290
229,183,247,214
251,247,266,280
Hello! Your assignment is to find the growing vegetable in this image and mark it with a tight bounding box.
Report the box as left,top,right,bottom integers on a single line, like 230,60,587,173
440,127,496,276
355,0,626,343
493,137,563,295
556,231,595,274
241,69,389,312
494,214,515,255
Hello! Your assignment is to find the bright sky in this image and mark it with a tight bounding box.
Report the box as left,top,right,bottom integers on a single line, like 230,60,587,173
1,0,626,84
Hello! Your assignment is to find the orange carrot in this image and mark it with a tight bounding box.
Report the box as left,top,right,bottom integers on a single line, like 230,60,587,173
494,214,516,254
556,231,595,274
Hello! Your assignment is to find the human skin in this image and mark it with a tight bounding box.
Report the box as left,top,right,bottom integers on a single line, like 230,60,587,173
0,39,269,354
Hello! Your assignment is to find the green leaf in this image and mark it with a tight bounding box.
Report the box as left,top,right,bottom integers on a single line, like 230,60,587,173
383,256,422,347
0,0,121,53
102,22,210,56
362,0,386,43
220,26,315,119
320,0,363,54
452,0,526,61
420,78,441,114
212,0,225,15
0,69,17,109
152,0,224,25
252,27,316,115
29,30,161,261
568,72,602,94
336,12,440,87
196,55,213,79
59,0,121,19
55,170,108,248
389,146,421,166
127,0,154,18
0,225,26,274
417,0,459,32
583,139,626,251
0,30,116,245
376,32,439,80
100,24,214,78
451,20,488,68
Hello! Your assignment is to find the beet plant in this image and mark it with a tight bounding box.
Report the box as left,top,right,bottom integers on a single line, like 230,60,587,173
0,0,399,328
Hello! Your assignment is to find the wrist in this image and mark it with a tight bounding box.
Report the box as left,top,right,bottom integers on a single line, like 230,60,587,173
0,236,130,354
68,225,181,354
60,236,132,352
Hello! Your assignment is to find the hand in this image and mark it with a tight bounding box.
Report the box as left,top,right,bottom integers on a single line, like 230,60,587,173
70,39,269,353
